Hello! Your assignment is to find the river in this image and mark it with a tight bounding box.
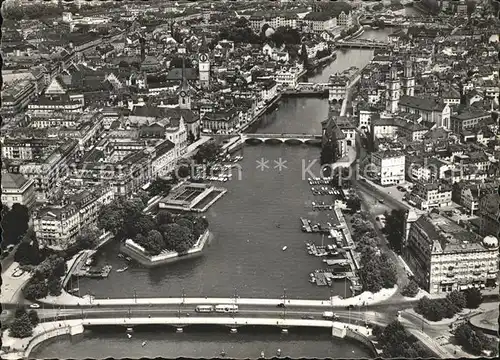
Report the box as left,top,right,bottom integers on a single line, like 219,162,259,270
32,28,396,359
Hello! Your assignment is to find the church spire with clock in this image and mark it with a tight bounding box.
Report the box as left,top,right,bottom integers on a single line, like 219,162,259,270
178,56,191,110
198,35,210,89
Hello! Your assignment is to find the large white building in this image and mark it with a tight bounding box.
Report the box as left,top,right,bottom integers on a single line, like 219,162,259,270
370,150,405,186
32,187,114,250
404,212,499,294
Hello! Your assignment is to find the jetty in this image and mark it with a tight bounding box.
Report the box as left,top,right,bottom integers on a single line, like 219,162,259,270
73,265,112,279
300,218,312,233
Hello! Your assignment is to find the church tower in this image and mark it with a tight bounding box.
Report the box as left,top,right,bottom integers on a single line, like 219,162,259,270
401,59,415,97
198,36,210,89
178,57,191,110
386,63,400,114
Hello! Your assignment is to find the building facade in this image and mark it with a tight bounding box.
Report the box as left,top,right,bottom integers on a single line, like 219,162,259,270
405,212,498,294
370,150,405,186
0,172,36,210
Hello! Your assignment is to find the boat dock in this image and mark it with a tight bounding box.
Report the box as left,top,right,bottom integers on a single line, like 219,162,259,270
73,264,112,279
323,259,350,266
312,202,335,211
300,218,312,233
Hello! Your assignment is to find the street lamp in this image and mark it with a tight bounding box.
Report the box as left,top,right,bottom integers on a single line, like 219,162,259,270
134,288,137,304
128,307,131,319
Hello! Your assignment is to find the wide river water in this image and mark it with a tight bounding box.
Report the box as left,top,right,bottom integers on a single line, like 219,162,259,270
33,28,396,359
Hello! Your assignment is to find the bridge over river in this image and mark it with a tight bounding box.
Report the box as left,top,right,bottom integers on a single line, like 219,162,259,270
241,133,322,145
334,40,389,49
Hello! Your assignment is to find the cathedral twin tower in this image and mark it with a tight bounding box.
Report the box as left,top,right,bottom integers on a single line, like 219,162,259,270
385,60,415,114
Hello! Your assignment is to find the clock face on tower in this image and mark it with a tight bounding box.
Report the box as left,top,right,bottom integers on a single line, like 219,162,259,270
180,91,187,98
199,53,208,62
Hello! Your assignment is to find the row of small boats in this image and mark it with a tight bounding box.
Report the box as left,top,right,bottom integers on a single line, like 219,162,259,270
308,177,333,185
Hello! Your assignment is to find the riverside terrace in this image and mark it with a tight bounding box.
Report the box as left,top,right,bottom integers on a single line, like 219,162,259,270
158,182,226,213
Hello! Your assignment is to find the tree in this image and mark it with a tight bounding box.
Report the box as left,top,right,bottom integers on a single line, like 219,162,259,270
143,230,164,255
446,290,466,311
98,198,144,239
129,215,156,239
163,223,194,252
23,278,48,301
75,226,101,249
14,239,40,266
47,276,62,296
15,307,27,319
157,210,175,226
28,310,40,327
346,197,361,213
376,320,432,358
176,218,194,232
383,209,406,254
193,216,209,238
193,142,221,164
401,279,419,297
1,204,30,247
464,288,483,309
454,323,490,355
9,313,33,338
148,178,172,197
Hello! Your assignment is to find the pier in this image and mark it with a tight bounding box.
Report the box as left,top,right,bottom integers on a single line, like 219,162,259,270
300,218,312,233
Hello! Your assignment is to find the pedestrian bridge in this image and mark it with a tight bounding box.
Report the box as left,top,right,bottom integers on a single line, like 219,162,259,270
241,133,322,145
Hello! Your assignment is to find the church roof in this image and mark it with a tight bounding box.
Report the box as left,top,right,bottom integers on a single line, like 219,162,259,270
166,68,198,81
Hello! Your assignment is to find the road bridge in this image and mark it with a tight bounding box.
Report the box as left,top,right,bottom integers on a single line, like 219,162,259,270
241,133,322,145
335,40,388,49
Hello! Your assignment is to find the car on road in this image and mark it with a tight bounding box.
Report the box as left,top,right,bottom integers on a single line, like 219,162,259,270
360,178,366,182
345,304,355,310
29,303,40,309
378,199,384,204
276,303,286,308
301,315,314,319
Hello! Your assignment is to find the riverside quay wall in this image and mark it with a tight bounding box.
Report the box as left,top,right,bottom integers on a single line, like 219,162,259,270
120,230,210,267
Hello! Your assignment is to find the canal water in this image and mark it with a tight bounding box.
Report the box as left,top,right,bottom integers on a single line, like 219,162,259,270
33,28,396,359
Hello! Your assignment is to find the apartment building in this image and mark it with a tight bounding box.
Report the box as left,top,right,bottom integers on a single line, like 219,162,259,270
32,186,114,250
408,180,453,210
0,172,36,210
5,139,79,201
151,140,176,178
202,108,239,134
404,212,499,294
370,150,405,186
274,67,303,88
303,12,337,32
328,76,348,103
450,111,491,134
455,182,499,216
479,192,500,238
1,80,37,116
